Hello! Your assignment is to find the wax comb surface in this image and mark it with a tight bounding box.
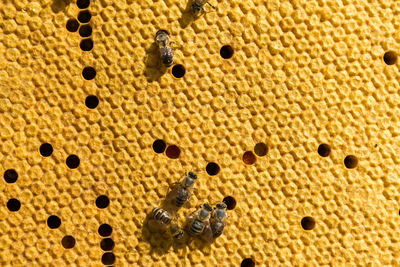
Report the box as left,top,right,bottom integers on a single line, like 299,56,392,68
1,0,400,266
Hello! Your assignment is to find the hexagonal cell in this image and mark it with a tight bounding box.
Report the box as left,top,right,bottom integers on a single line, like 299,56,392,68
78,11,92,23
1,0,399,265
80,39,94,51
76,0,90,9
79,24,92,38
66,19,79,32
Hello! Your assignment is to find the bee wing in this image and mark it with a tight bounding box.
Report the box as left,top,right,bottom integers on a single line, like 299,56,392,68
167,181,181,196
200,222,214,243
185,208,200,230
147,219,167,233
165,187,177,202
185,211,197,223
183,200,191,209
163,185,179,214
182,190,194,209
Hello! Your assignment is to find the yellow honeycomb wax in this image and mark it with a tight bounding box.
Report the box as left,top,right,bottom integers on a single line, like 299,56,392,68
1,0,400,266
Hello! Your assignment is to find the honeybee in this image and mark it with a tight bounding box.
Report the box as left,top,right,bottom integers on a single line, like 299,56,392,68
167,172,198,211
148,207,184,240
192,0,216,16
169,223,184,240
186,203,212,236
210,202,227,238
155,30,174,67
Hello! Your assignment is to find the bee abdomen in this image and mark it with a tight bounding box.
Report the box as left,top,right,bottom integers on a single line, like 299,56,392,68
176,196,187,207
152,207,171,224
176,190,189,207
160,47,174,67
211,221,224,238
189,219,204,235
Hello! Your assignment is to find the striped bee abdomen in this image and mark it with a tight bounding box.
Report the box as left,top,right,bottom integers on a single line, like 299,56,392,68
176,189,189,207
189,219,205,235
152,207,172,224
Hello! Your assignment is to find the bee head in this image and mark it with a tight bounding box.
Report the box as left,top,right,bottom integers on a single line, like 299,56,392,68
188,172,197,179
192,3,202,12
156,29,169,38
203,203,212,211
197,204,212,219
216,203,227,210
183,174,196,188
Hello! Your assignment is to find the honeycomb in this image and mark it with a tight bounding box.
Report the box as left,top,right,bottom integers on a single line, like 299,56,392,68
1,0,400,266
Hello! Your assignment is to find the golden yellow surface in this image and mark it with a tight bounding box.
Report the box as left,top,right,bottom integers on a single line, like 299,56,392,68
1,0,400,266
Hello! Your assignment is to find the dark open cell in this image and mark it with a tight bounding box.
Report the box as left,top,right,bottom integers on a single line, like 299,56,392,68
79,24,92,37
40,143,53,157
171,64,185,78
7,198,21,212
344,155,358,169
66,18,79,32
165,145,180,159
82,67,96,80
254,143,267,157
301,216,315,230
241,258,255,267
76,0,90,9
317,144,331,157
152,139,166,154
85,95,99,109
98,224,112,237
66,155,80,169
222,196,236,210
78,10,91,23
47,215,61,229
242,151,256,165
100,238,115,251
4,169,18,183
61,235,76,249
96,195,110,209
102,252,116,265
220,45,234,59
206,162,220,176
384,51,397,65
80,38,94,51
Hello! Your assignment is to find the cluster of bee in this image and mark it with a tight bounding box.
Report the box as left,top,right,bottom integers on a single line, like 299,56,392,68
148,172,228,243
149,0,223,243
155,0,216,67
